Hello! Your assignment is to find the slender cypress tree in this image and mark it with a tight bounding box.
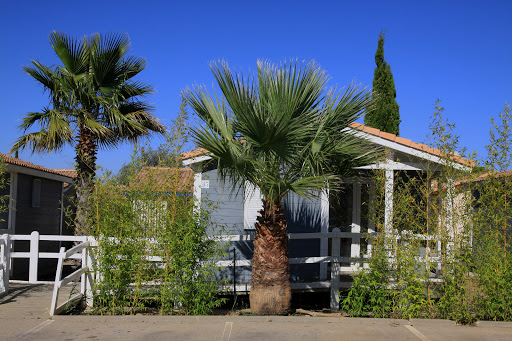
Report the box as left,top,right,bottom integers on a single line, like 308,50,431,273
365,31,400,135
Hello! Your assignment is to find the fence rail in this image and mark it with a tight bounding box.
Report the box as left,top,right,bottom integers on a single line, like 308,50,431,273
1,231,87,284
0,229,445,311
0,234,10,295
50,239,95,316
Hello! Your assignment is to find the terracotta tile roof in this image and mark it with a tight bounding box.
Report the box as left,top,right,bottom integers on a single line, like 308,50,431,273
180,123,474,167
0,153,77,179
133,167,193,193
349,123,474,167
432,169,512,192
477,169,512,181
52,169,77,179
181,148,209,160
457,169,512,186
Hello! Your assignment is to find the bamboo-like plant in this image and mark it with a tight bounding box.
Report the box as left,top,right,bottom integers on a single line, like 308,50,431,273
90,98,226,315
0,158,9,228
471,104,512,321
343,101,475,320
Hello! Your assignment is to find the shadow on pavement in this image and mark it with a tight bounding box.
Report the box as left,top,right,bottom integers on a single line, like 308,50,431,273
0,283,48,304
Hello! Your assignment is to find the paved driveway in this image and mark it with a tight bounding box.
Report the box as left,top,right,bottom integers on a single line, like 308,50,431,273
2,315,511,341
1,284,512,341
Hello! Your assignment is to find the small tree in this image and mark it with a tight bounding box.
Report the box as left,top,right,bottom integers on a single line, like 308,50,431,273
91,99,225,315
12,32,166,235
0,158,9,228
186,60,379,315
471,103,512,321
364,31,400,135
118,96,190,184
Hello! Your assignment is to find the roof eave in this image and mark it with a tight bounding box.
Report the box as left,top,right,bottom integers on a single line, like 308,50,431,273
182,154,212,166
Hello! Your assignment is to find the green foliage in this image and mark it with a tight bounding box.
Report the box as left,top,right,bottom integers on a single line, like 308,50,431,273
470,103,512,321
90,173,226,315
117,144,179,185
343,169,439,319
342,243,392,317
344,100,476,322
364,31,400,135
344,101,512,323
0,158,9,226
117,96,189,185
89,100,226,315
186,60,380,204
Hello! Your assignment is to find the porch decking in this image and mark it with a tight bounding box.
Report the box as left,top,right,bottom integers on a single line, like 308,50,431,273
0,283,74,319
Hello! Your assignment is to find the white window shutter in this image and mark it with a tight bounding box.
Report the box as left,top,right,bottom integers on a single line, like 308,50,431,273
244,181,263,230
32,179,41,208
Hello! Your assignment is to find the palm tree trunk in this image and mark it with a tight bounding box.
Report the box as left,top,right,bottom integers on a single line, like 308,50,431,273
74,125,97,235
250,200,291,315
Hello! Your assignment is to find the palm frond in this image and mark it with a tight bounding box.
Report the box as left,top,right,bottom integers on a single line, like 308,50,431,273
90,32,131,87
185,85,233,141
188,60,381,203
23,61,59,92
286,174,338,199
115,81,154,101
49,31,88,75
19,108,71,131
10,127,72,154
18,111,50,131
97,108,165,149
69,110,112,141
115,55,147,82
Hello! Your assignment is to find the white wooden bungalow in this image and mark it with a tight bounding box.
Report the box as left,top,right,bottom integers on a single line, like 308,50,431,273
0,153,76,281
181,123,473,293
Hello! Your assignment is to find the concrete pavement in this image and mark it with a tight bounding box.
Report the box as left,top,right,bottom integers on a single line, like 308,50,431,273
2,315,512,341
1,284,512,340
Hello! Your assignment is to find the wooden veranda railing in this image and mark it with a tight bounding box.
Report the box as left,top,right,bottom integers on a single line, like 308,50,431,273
0,229,445,313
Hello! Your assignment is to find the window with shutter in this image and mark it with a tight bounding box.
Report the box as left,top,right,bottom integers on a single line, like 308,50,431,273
32,179,41,208
244,181,263,230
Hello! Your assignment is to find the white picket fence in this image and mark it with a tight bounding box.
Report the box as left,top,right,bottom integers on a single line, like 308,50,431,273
0,232,96,315
215,228,368,311
0,232,88,285
50,239,96,316
0,229,368,312
1,229,448,313
0,234,10,295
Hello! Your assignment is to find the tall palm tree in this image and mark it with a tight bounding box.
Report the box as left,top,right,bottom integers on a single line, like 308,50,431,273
11,31,166,233
185,61,379,314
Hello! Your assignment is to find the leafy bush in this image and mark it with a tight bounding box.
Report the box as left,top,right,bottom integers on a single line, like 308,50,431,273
88,97,227,315
343,101,512,323
0,159,9,227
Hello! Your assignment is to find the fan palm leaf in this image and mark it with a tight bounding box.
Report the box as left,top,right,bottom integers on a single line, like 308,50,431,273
187,60,380,314
12,31,165,234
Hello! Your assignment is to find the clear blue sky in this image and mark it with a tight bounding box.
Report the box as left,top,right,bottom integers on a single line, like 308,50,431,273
1,0,511,173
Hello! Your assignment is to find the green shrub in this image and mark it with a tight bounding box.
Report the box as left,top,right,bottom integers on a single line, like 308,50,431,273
88,96,227,315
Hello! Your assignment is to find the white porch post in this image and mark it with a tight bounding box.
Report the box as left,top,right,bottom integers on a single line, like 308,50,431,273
1,234,10,295
351,183,361,271
446,178,455,251
330,228,341,311
366,182,376,268
320,190,329,280
84,237,94,309
29,231,39,283
192,165,202,214
384,170,394,233
384,169,394,267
